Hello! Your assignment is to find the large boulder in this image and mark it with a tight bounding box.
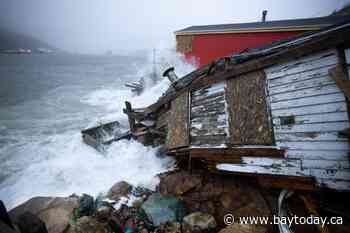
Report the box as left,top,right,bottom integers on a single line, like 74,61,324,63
183,212,217,232
158,171,271,227
218,223,267,233
107,181,132,201
10,196,79,233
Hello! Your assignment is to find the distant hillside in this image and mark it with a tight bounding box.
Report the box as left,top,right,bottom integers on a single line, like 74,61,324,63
0,28,55,51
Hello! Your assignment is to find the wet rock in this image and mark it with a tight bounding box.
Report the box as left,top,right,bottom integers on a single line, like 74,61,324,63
154,222,192,233
183,212,216,232
132,186,153,199
158,170,202,196
16,212,48,233
78,194,94,217
218,223,267,233
96,206,112,222
107,181,132,201
67,216,109,233
142,193,186,226
158,171,271,227
10,196,79,233
124,217,137,232
155,222,181,233
111,204,153,232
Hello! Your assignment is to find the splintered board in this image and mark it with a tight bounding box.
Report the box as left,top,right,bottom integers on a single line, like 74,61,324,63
226,70,273,145
166,91,189,149
190,82,228,147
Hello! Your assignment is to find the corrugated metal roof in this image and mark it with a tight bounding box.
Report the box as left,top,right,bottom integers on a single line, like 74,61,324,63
175,15,350,35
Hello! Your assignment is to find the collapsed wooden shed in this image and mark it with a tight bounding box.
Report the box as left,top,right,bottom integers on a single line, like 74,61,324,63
125,19,350,191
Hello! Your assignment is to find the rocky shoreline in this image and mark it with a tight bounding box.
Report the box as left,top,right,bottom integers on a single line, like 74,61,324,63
1,170,349,233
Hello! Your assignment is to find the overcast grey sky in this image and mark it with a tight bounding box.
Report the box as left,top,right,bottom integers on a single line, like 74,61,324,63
1,0,349,53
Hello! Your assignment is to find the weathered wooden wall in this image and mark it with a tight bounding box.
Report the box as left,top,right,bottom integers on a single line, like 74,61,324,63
166,92,189,149
190,82,228,147
226,70,273,145
216,49,350,191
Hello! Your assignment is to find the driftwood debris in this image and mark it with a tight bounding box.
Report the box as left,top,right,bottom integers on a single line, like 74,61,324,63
125,78,145,96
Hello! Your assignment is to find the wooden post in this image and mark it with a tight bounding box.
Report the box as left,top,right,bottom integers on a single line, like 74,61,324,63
125,101,136,132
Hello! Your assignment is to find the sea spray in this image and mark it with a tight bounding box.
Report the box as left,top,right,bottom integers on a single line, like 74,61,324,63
0,48,195,210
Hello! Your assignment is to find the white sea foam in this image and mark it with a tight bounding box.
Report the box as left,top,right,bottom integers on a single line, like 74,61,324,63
0,133,173,209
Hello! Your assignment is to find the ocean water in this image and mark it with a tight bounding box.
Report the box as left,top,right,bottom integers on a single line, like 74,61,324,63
0,51,195,209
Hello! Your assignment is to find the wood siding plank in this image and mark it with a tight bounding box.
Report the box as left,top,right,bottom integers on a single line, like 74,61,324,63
268,65,335,88
266,49,338,79
302,159,350,169
270,93,345,110
274,121,350,133
269,84,341,103
269,75,335,96
273,111,349,125
286,150,349,160
271,102,348,117
275,132,348,142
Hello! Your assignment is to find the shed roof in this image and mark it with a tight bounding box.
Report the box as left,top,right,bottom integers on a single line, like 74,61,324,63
175,15,350,35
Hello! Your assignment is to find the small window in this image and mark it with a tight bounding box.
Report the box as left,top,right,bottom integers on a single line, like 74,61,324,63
279,116,295,125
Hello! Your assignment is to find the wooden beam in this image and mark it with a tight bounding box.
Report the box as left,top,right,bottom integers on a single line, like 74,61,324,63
329,64,350,99
204,166,317,191
189,147,285,159
125,101,136,132
257,175,317,191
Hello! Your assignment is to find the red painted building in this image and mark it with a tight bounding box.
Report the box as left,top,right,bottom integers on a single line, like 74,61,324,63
175,16,349,67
